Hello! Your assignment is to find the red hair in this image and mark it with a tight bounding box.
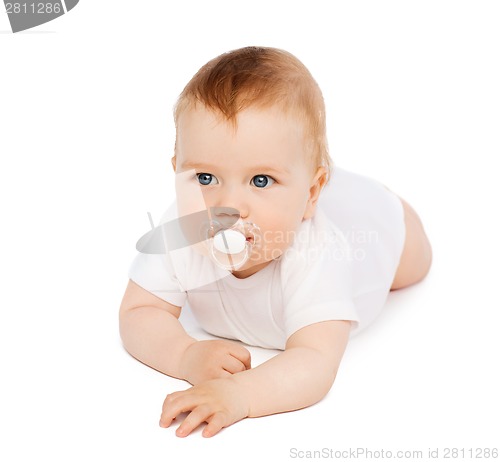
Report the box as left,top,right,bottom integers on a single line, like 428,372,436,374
174,46,332,181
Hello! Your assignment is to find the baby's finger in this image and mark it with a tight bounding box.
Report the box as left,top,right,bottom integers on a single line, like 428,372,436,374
218,369,233,379
175,405,211,438
202,412,228,438
228,345,251,370
159,392,194,428
222,355,248,374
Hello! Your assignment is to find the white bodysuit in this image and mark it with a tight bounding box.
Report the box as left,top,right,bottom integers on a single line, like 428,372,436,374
128,166,406,350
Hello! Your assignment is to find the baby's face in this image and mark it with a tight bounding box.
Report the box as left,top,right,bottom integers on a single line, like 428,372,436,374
174,105,323,277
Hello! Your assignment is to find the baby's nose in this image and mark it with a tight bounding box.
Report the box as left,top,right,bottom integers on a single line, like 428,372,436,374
211,188,250,220
210,207,240,228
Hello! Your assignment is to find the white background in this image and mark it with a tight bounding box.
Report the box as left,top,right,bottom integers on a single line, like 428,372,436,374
1,1,499,461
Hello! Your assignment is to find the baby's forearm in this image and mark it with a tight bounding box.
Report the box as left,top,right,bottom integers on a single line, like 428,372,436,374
119,306,196,379
230,320,350,418
231,346,339,417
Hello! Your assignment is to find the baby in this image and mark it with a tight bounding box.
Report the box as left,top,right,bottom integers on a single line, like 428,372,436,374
119,46,432,438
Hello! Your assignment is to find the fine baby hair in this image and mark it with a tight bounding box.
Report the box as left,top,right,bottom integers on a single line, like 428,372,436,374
173,46,333,182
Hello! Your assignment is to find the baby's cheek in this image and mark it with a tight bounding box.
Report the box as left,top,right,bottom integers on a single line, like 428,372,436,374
175,170,207,216
256,229,294,260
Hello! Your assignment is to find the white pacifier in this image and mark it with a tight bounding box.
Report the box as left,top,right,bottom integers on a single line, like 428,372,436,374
213,229,247,255
207,220,260,270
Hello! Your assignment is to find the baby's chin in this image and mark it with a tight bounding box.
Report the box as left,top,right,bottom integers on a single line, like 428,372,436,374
189,238,286,276
230,259,274,279
230,248,285,277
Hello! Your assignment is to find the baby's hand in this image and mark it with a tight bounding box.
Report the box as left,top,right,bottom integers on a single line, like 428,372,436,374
159,377,249,437
179,340,251,385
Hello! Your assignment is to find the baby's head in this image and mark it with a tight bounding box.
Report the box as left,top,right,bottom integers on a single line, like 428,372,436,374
171,46,331,276
174,46,331,181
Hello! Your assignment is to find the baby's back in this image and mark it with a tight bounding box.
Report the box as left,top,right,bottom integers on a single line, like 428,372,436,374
318,167,406,332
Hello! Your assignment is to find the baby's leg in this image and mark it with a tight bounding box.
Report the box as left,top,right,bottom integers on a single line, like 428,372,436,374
391,197,432,290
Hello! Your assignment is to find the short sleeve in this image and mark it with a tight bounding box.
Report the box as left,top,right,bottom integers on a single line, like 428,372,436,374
280,210,360,340
127,202,187,307
128,252,187,308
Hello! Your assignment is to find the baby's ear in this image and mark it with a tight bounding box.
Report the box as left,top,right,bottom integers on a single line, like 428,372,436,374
303,167,327,220
171,156,177,171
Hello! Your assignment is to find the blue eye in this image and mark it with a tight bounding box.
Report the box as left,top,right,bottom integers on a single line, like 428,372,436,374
197,173,218,185
252,175,275,188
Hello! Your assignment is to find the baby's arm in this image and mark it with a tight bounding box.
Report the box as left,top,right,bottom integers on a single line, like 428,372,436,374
235,319,351,415
160,319,351,437
119,280,251,384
